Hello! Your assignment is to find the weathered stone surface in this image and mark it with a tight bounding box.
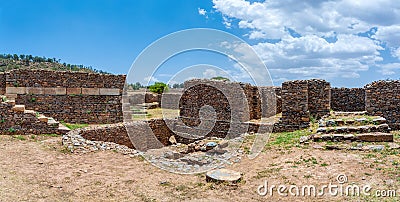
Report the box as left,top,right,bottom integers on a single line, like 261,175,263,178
17,94,123,124
0,102,62,135
356,132,393,142
26,87,44,95
5,69,125,89
6,87,26,94
206,169,242,183
307,79,330,119
99,88,120,95
366,80,400,130
66,88,82,95
331,87,365,112
0,73,5,95
82,88,99,95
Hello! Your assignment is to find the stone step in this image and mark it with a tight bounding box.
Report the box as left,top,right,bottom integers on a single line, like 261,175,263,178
320,117,387,127
312,132,393,142
5,93,17,100
316,124,390,134
333,111,367,117
58,123,71,134
12,105,25,112
47,117,60,128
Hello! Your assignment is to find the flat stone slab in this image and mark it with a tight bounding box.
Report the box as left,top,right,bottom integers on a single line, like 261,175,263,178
206,169,242,183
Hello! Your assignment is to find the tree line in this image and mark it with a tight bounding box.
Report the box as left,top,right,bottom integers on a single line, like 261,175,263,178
0,53,109,74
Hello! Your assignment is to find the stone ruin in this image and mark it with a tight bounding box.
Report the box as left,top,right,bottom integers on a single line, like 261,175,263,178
1,69,399,152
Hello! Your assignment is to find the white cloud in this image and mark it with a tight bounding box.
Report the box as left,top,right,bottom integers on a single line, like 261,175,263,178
393,47,400,59
198,8,208,18
143,76,160,83
211,0,400,81
377,63,400,76
203,68,218,78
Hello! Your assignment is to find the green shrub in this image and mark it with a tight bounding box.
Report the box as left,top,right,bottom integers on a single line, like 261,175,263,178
148,82,168,94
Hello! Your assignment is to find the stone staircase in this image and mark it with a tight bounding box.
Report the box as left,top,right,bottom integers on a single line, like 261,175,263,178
311,111,393,142
1,95,70,134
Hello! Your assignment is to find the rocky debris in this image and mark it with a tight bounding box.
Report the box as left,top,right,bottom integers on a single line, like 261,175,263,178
299,136,310,143
62,131,140,156
169,135,177,145
206,169,242,183
388,142,400,149
205,142,218,150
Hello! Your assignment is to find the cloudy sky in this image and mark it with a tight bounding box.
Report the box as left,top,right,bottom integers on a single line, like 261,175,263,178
1,0,399,87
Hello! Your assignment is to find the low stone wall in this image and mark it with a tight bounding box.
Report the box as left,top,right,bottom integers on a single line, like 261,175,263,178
16,94,122,124
308,79,330,118
0,73,5,95
0,102,59,135
365,80,400,130
72,118,276,150
331,87,365,112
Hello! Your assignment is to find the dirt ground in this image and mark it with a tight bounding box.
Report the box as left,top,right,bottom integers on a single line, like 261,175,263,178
0,133,399,202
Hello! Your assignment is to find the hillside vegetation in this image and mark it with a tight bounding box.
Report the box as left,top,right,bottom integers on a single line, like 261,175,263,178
0,54,108,74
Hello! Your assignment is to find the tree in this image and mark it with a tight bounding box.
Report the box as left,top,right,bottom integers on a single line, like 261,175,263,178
148,82,168,94
211,76,230,81
130,82,143,90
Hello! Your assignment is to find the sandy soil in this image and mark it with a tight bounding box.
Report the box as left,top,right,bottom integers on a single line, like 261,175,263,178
0,134,399,202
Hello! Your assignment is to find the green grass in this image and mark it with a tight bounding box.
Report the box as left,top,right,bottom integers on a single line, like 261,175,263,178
62,122,89,130
266,129,311,148
14,135,26,141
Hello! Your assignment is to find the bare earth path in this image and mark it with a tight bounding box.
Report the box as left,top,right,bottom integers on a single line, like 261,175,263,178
0,134,399,202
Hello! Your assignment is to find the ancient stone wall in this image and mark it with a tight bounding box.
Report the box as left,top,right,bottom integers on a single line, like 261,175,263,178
280,80,310,130
0,73,5,95
2,69,125,124
365,80,400,130
0,102,60,135
160,93,182,109
180,79,258,123
16,94,122,124
6,69,125,89
331,87,365,112
259,86,281,118
307,79,331,118
126,92,182,109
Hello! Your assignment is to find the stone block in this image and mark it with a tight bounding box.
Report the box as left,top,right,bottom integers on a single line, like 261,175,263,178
66,88,82,95
99,88,120,95
55,88,66,95
82,88,99,95
26,87,44,95
6,87,26,94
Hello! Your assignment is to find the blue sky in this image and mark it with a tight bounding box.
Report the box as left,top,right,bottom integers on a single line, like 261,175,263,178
1,0,399,87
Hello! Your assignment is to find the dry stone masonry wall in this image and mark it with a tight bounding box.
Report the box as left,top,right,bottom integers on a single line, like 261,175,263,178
280,80,310,130
16,94,122,124
0,73,5,95
2,69,126,124
331,87,365,112
0,101,60,135
307,79,331,119
365,80,400,130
